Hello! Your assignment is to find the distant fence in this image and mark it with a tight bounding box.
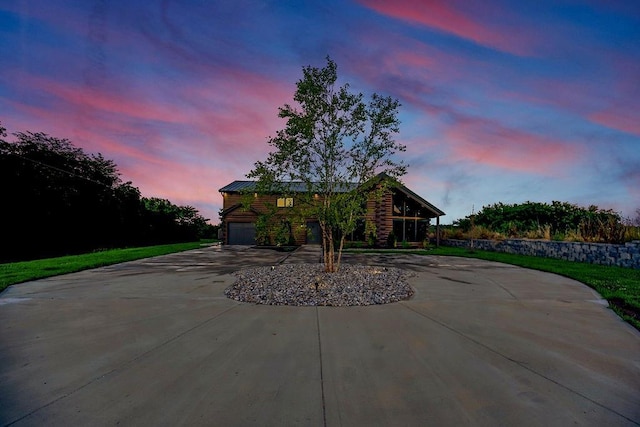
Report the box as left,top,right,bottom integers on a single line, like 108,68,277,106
442,238,640,269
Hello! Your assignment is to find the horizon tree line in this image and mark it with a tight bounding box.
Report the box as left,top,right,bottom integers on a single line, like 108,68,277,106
0,122,215,262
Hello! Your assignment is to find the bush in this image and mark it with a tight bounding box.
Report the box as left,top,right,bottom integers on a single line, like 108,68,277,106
625,226,640,241
274,221,293,247
579,216,625,244
386,231,396,248
523,225,551,240
454,201,629,243
365,220,377,247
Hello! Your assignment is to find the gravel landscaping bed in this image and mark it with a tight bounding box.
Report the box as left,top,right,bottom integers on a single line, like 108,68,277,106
225,263,413,306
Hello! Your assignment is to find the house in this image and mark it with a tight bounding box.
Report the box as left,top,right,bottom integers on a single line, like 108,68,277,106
218,173,445,246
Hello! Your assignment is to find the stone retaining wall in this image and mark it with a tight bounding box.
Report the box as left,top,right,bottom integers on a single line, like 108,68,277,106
442,238,640,269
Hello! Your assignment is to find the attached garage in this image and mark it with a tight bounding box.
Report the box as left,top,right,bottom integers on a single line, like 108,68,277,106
227,222,256,245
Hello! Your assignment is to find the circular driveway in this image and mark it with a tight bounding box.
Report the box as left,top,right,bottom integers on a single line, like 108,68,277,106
1,246,639,426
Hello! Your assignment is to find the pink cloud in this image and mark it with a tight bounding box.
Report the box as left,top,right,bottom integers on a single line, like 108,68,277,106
6,99,240,222
336,33,583,177
339,29,495,118
347,21,639,147
26,76,192,125
8,62,294,158
587,54,640,136
5,63,301,224
356,0,536,55
589,111,640,137
183,67,294,149
443,115,583,175
500,79,640,138
8,98,176,167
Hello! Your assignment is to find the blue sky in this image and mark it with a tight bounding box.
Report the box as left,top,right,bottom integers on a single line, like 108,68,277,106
1,0,639,223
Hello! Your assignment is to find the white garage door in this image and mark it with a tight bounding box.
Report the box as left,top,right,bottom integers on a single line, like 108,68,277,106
227,223,256,245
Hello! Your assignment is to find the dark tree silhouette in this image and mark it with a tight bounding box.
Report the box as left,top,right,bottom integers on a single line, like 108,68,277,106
0,122,212,261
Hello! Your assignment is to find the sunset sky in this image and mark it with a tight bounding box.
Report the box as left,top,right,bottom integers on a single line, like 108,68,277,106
1,0,639,224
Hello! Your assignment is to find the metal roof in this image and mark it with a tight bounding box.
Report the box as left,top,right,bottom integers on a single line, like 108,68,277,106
218,181,258,193
218,180,358,193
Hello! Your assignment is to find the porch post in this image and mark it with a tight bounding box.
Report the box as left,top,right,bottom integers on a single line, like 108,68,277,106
436,215,440,247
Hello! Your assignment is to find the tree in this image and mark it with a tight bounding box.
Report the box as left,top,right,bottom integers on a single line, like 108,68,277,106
248,57,406,272
142,197,211,243
0,122,213,261
0,128,133,259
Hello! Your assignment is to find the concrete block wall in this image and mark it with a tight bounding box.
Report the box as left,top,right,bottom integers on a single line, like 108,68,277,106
442,239,640,269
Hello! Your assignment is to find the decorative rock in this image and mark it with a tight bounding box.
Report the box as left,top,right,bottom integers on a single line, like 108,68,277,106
225,263,414,306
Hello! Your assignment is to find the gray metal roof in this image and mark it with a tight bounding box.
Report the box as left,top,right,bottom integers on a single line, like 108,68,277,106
218,180,358,193
218,181,258,193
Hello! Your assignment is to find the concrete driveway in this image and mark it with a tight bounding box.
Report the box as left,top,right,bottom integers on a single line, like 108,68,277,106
1,245,639,426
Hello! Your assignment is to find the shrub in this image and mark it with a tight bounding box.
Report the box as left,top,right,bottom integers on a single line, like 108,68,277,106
565,229,584,242
365,220,377,247
454,201,629,243
274,221,293,246
523,224,552,240
552,232,566,241
255,216,271,245
386,231,396,248
579,215,625,243
625,226,640,241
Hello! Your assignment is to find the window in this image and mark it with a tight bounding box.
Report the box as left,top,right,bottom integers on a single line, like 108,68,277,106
392,191,429,218
391,190,431,242
277,197,294,208
346,218,366,241
406,219,416,241
393,219,404,241
393,218,430,242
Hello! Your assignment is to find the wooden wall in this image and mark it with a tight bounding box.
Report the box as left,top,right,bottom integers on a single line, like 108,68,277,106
222,189,397,246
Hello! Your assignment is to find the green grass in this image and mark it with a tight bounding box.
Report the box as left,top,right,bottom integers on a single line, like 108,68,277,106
349,246,640,330
0,242,205,292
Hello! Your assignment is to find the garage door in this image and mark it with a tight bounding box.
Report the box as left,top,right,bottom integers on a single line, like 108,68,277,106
228,222,256,245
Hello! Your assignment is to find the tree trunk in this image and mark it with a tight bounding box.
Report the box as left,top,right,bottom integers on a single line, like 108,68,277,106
320,222,335,272
320,224,327,264
325,233,335,272
335,235,346,272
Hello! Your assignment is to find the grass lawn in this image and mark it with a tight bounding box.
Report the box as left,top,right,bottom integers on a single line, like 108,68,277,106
350,246,640,330
0,242,208,292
